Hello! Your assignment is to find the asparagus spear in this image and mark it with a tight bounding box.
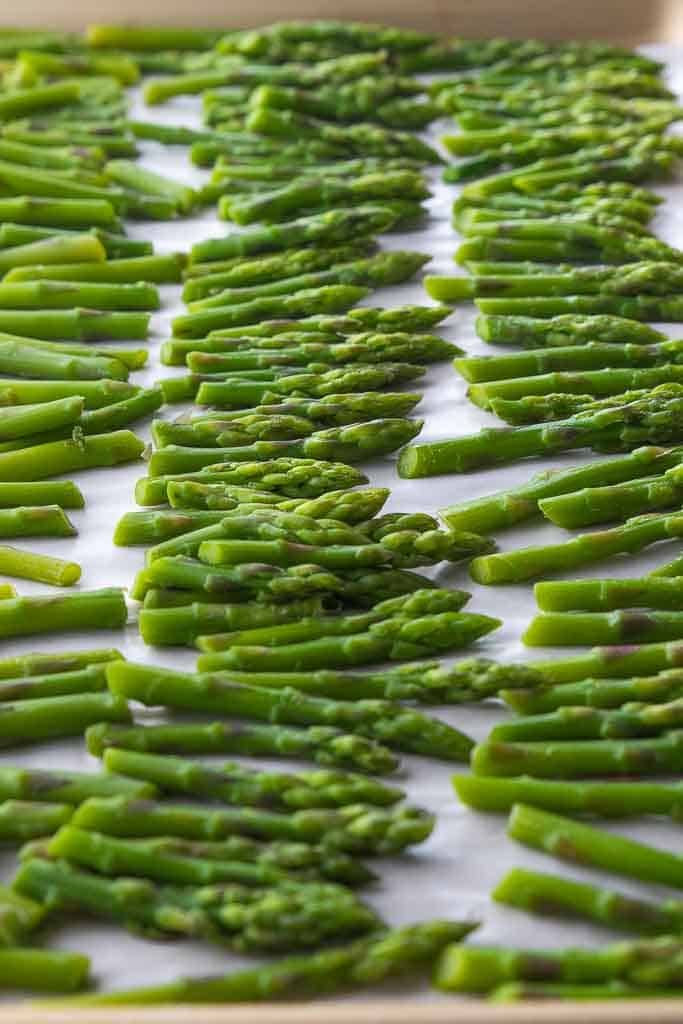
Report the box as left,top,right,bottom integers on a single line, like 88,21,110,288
0,648,121,680
457,340,683,385
475,311,667,348
492,700,683,742
0,196,119,230
0,885,43,946
100,748,401,810
44,824,327,887
67,920,474,1005
538,472,683,528
0,430,143,480
88,720,398,776
71,795,435,854
502,672,683,715
0,481,82,508
192,364,425,406
147,420,422,474
400,388,683,476
87,25,224,49
454,774,683,817
172,659,540,704
0,692,129,746
190,207,399,263
535,577,683,610
0,546,80,586
173,285,373,338
195,589,472,651
440,446,683,533
0,378,137,408
524,610,683,646
106,662,478,761
0,947,90,993
0,763,153,804
167,485,389,522
434,935,683,993
136,458,369,506
44,828,373,886
0,800,72,840
15,857,378,951
469,734,683,778
6,252,185,284
0,588,127,637
189,252,429,310
509,802,683,890
0,308,149,341
494,867,683,937
204,304,451,335
0,279,158,310
137,597,323,644
138,557,433,608
0,506,75,539
471,511,683,585
224,174,429,225
476,295,683,320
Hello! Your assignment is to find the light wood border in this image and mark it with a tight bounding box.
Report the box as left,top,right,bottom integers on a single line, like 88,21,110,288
3,1000,683,1022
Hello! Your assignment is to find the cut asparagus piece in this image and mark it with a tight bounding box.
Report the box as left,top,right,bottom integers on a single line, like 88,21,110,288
494,867,683,937
535,577,683,611
524,611,683,646
0,692,129,747
509,802,683,890
0,588,127,637
453,775,683,817
470,512,683,585
0,546,80,586
472,732,683,778
502,671,683,714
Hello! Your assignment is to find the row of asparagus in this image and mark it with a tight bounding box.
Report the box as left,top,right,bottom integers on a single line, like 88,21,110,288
0,25,492,1003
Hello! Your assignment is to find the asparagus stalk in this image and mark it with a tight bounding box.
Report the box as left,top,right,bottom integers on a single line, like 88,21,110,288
473,732,683,778
106,662,477,761
189,251,428,309
65,920,474,1005
0,885,44,946
493,699,683,741
538,473,683,528
0,691,129,746
470,511,683,585
0,308,150,341
136,458,369,505
0,588,127,637
476,313,667,347
100,748,401,809
139,557,433,608
0,279,158,310
171,659,541,704
535,577,683,610
0,648,121,679
43,828,373,886
524,610,683,646
400,387,683,476
44,824,322,887
0,546,79,586
454,774,683,817
71,795,435,854
502,671,683,714
440,446,683,533
0,379,136,409
88,720,398,776
0,506,75,539
138,597,323,645
172,285,371,338
509,802,683,890
494,867,683,937
190,207,399,262
6,252,185,284
434,935,683,993
0,947,90,992
0,763,153,803
167,485,390,522
0,430,143,480
0,800,72,840
192,363,425,407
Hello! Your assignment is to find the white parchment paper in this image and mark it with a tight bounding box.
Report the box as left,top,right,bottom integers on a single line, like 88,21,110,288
3,44,683,999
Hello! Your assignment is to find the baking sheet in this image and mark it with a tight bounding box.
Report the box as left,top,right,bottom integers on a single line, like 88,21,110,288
3,43,683,1001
